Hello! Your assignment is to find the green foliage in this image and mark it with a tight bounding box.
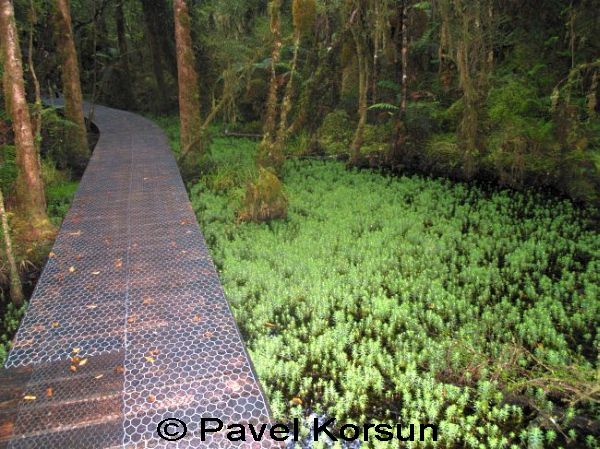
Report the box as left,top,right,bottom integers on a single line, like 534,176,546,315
0,145,17,195
0,301,26,366
192,152,599,448
45,179,78,226
367,102,399,113
360,122,394,156
39,108,81,171
316,110,353,155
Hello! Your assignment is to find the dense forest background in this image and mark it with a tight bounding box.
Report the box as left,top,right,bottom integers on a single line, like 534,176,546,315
0,0,599,448
5,0,598,200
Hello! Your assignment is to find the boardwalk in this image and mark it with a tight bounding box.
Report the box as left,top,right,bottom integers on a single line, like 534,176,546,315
0,105,276,448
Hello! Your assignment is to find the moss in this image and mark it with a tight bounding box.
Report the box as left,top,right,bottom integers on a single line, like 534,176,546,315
360,122,394,156
238,166,287,222
292,0,316,36
316,110,354,155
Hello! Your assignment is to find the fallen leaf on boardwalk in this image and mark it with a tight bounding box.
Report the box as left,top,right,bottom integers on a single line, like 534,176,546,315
290,397,303,406
94,374,104,380
68,231,82,236
127,316,136,324
192,315,201,323
86,304,98,309
226,381,241,392
69,365,77,373
114,365,124,374
115,259,123,269
92,271,101,275
48,252,56,258
71,356,81,364
72,348,81,354
78,358,88,367
142,297,153,305
68,266,76,273
46,388,53,398
144,356,156,363
149,348,160,356
23,395,37,401
147,395,156,403
51,321,60,328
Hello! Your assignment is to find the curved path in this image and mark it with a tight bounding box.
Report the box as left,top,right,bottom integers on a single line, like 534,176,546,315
1,104,277,448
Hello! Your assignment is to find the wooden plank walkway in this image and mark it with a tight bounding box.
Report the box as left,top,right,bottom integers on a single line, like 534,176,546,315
1,104,277,448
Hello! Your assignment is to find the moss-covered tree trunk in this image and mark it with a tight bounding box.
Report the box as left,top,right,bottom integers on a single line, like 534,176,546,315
349,26,369,165
173,0,203,177
257,0,285,172
400,0,408,115
275,0,316,147
0,0,53,240
53,0,89,173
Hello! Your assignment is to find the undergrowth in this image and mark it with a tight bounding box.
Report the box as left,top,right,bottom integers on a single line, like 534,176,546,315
184,133,599,449
144,116,600,447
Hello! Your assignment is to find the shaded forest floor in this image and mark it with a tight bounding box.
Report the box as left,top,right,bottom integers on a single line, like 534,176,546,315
154,118,599,448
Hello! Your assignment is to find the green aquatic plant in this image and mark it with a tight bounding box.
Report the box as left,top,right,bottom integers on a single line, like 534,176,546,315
190,141,598,448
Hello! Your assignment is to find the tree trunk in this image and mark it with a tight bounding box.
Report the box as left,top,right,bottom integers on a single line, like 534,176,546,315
0,189,23,306
257,0,285,172
173,0,203,177
116,0,131,78
115,0,135,108
275,34,300,148
262,0,283,144
53,0,89,173
0,0,53,240
400,0,408,115
141,0,172,110
350,27,368,165
28,0,42,156
141,0,177,79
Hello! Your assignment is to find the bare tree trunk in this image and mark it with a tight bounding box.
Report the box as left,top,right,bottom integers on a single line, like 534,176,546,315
0,189,23,306
0,0,53,240
53,0,89,173
173,0,203,176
